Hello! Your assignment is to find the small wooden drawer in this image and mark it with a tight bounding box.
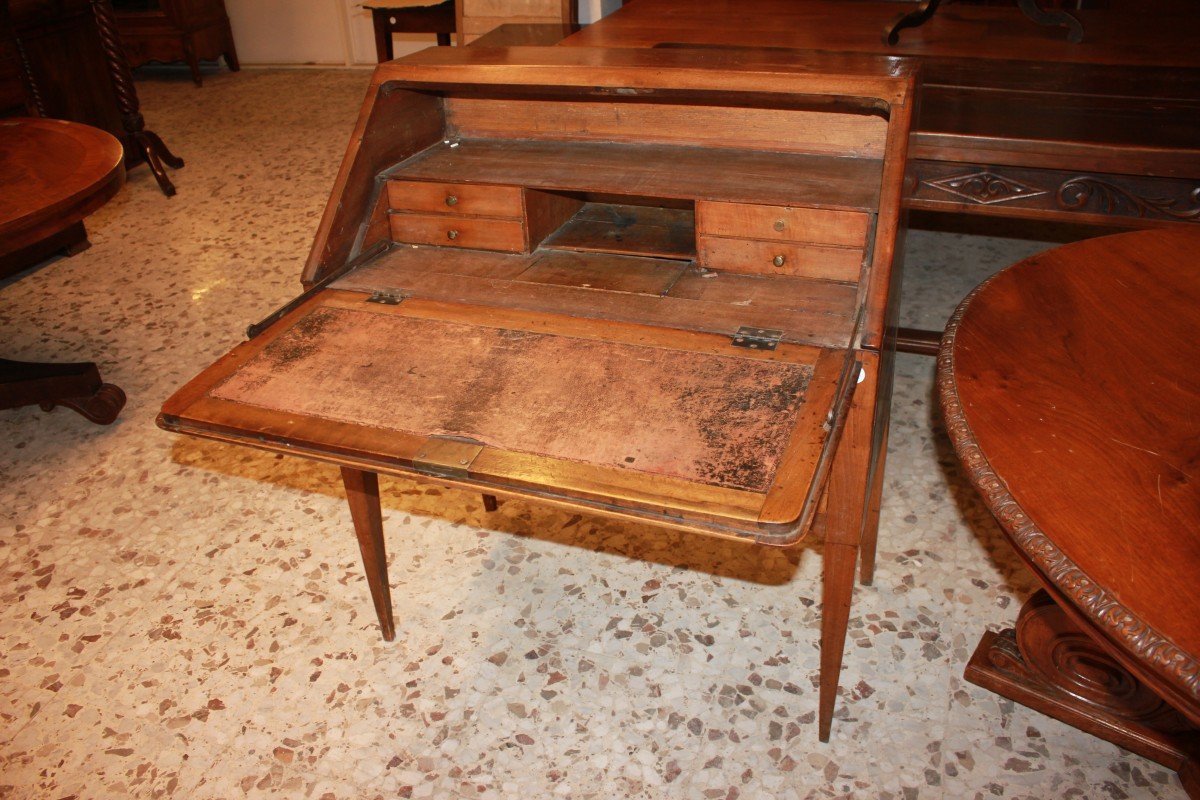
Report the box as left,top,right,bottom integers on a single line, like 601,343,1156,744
697,235,863,282
387,180,524,219
389,212,527,252
696,201,869,248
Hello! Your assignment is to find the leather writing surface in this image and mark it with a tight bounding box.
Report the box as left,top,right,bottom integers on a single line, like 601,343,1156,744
209,307,813,492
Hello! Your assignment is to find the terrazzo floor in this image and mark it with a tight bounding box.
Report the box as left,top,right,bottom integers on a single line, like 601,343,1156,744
0,66,1186,799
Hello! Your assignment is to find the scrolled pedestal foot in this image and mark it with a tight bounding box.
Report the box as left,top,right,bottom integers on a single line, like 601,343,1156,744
42,382,126,425
966,590,1199,795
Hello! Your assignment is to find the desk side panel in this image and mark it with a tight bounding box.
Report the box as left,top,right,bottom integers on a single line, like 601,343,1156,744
302,77,446,287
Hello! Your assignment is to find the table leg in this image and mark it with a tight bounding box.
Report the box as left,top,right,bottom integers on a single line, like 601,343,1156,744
89,0,184,197
966,589,1199,795
341,467,396,641
371,9,394,62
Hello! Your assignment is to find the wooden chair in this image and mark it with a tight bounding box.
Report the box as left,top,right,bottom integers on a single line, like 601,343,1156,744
111,0,238,86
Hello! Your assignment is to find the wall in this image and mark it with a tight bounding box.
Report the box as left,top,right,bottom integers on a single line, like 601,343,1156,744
224,0,621,67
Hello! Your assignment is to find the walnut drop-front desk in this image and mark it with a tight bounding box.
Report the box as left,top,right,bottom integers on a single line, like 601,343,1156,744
159,47,914,739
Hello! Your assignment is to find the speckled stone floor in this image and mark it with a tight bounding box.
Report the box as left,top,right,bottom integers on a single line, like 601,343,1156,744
0,66,1187,799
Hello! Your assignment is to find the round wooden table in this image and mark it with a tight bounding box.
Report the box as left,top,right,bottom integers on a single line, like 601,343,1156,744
938,228,1200,796
0,118,126,424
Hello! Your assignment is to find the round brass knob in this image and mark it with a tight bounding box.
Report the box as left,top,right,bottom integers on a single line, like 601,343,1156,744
447,229,459,240
773,219,786,232
772,255,786,268
445,195,458,207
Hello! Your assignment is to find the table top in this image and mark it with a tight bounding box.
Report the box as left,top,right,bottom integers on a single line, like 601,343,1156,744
0,118,124,258
563,0,1200,181
566,0,1200,68
937,228,1200,721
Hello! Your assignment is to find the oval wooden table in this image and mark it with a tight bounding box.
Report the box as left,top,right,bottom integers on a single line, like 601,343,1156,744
0,117,127,424
938,228,1200,796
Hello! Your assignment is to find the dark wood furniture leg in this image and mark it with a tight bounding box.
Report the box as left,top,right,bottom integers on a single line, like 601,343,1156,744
341,467,396,641
370,8,394,62
883,0,942,46
817,363,873,742
222,19,239,71
885,0,1083,45
0,358,126,424
182,33,201,86
967,590,1200,795
1016,0,1084,43
482,493,498,512
90,0,184,197
367,2,455,63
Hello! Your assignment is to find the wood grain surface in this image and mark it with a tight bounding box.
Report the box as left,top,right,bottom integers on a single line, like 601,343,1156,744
939,228,1200,722
0,117,123,256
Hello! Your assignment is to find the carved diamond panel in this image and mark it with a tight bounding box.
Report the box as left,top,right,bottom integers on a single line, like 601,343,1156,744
923,171,1048,205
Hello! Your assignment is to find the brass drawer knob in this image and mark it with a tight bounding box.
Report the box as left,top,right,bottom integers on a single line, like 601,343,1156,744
445,195,458,207
772,254,786,268
773,219,786,232
447,229,459,240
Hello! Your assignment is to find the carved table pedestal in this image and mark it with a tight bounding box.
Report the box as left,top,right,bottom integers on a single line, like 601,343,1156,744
0,118,127,425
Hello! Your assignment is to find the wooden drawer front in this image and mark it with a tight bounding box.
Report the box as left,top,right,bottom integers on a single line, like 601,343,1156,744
697,236,863,282
696,201,869,248
389,212,527,252
387,180,524,219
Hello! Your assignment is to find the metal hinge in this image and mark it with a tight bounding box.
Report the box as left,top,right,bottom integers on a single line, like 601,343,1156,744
366,289,406,305
731,326,783,351
411,439,483,480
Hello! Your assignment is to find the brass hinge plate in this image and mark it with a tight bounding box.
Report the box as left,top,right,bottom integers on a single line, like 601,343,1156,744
366,289,406,305
411,439,483,479
731,326,783,351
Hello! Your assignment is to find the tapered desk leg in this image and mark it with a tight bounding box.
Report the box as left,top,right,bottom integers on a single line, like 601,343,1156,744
817,361,873,742
857,352,887,587
340,467,395,641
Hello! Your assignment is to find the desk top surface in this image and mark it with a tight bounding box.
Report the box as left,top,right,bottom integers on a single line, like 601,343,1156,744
938,228,1200,716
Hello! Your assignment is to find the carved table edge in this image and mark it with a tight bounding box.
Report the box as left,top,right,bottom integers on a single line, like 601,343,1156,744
935,273,1200,712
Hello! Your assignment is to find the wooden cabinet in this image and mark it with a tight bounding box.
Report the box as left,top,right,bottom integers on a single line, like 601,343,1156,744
111,0,239,86
158,46,914,741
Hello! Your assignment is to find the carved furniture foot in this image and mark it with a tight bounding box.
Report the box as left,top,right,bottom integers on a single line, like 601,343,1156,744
130,129,185,197
883,0,941,46
966,590,1200,795
0,358,126,424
